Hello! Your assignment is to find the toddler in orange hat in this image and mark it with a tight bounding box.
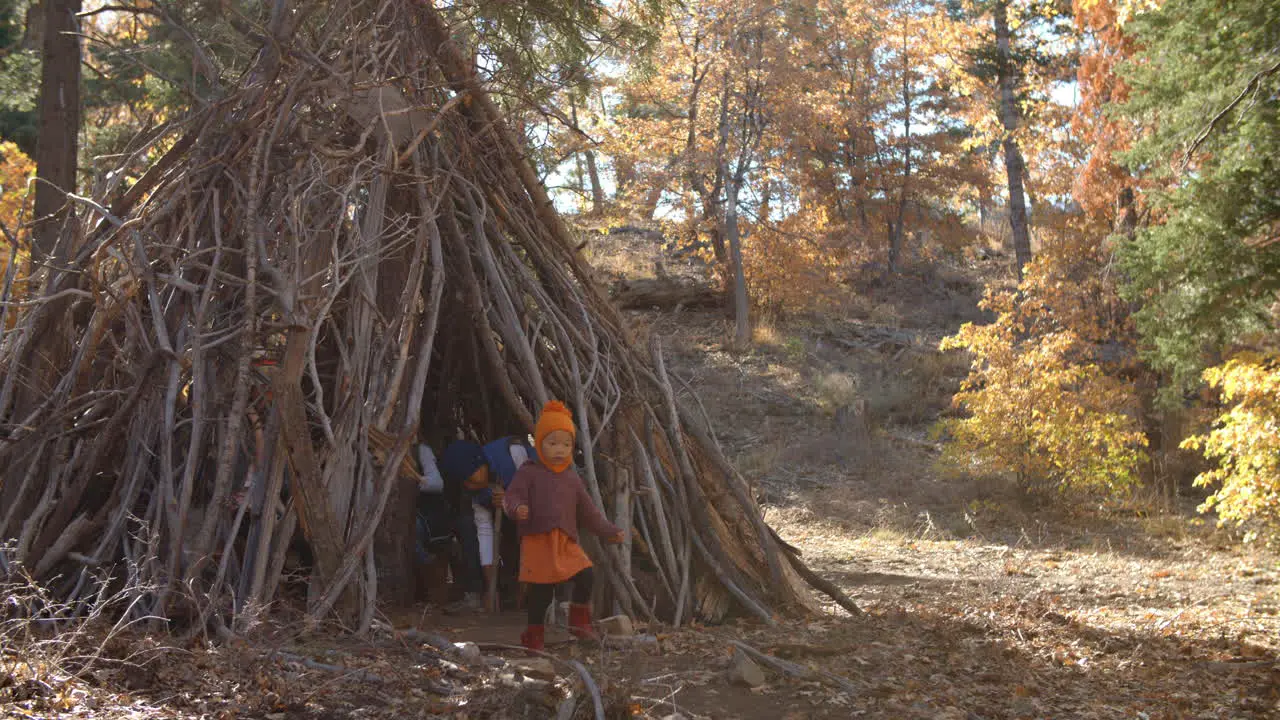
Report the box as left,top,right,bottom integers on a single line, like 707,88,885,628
503,400,624,650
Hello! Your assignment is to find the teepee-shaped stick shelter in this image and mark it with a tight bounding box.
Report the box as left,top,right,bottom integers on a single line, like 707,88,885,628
0,0,857,632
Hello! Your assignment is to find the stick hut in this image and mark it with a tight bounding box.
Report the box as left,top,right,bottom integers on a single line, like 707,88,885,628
0,0,856,632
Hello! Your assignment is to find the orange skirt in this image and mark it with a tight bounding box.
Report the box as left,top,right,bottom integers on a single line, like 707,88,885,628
519,529,592,585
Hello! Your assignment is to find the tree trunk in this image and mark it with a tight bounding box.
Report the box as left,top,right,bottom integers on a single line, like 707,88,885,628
585,149,604,216
371,186,420,607
889,18,913,274
32,0,81,261
571,100,588,208
274,329,357,618
886,219,899,273
613,277,724,310
706,71,733,264
642,184,664,221
842,117,872,234
681,39,723,258
993,0,1032,279
726,177,750,347
569,94,603,216
758,176,772,225
1001,137,1031,278
1118,186,1137,240
978,182,991,234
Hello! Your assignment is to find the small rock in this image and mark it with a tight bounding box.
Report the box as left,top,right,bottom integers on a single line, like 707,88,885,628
661,714,688,720
453,641,482,663
521,676,553,692
598,614,634,637
511,657,556,681
727,648,766,688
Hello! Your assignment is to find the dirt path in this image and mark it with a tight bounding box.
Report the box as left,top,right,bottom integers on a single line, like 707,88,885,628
611,306,1280,719
424,519,1275,718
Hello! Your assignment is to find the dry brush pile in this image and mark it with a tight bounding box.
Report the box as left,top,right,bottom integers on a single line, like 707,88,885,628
0,0,857,634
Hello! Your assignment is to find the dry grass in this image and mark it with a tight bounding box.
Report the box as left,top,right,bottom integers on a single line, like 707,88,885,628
576,220,712,287
735,438,787,479
812,370,859,415
842,293,878,321
751,316,785,347
861,348,969,425
867,302,903,328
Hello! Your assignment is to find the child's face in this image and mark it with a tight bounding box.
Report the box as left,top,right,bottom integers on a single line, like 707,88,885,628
541,430,574,468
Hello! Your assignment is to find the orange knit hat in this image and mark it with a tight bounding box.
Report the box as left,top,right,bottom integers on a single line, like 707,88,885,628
534,400,576,470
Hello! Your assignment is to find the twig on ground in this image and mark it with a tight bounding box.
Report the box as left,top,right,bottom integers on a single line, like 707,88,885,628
271,651,386,684
728,639,861,696
475,643,604,719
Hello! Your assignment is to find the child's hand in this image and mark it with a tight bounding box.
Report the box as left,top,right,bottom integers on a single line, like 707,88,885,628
491,487,505,505
514,505,530,521
608,530,625,545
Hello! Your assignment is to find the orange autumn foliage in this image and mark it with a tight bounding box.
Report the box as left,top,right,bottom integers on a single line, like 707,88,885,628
1071,0,1166,219
609,0,990,317
0,141,34,323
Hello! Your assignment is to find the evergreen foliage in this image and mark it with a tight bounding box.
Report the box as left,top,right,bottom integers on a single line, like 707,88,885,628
1117,0,1280,396
0,0,37,153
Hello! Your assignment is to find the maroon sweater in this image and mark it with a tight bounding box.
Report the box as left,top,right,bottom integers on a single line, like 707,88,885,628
503,462,620,542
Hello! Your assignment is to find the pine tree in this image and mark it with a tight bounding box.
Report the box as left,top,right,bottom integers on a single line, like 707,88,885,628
1117,0,1280,396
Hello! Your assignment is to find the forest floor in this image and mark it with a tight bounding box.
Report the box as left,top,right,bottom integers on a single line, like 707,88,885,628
3,227,1278,719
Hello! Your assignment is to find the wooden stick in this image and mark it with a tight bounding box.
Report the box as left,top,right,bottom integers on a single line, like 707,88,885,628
773,530,863,617
488,502,502,613
271,651,389,685
728,640,860,696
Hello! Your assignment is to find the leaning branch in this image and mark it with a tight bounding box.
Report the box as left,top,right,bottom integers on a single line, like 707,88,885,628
1182,53,1280,169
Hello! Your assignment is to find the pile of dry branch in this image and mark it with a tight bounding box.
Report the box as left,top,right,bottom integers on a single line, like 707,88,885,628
0,0,854,633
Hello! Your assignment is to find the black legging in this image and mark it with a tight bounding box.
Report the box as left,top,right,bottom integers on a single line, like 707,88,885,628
527,567,593,625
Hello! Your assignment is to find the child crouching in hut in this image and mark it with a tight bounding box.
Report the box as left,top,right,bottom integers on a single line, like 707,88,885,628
503,400,624,650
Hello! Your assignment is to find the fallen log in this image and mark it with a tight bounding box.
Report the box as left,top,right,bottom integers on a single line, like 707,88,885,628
612,277,725,311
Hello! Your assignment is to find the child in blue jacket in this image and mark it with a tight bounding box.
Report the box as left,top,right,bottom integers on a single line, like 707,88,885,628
440,436,532,612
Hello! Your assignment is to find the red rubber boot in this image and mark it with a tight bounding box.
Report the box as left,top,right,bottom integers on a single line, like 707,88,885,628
568,603,598,641
520,624,545,651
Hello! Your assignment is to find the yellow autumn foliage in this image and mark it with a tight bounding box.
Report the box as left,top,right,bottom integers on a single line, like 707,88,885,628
0,141,34,327
0,140,34,239
1181,353,1280,542
939,283,1149,494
